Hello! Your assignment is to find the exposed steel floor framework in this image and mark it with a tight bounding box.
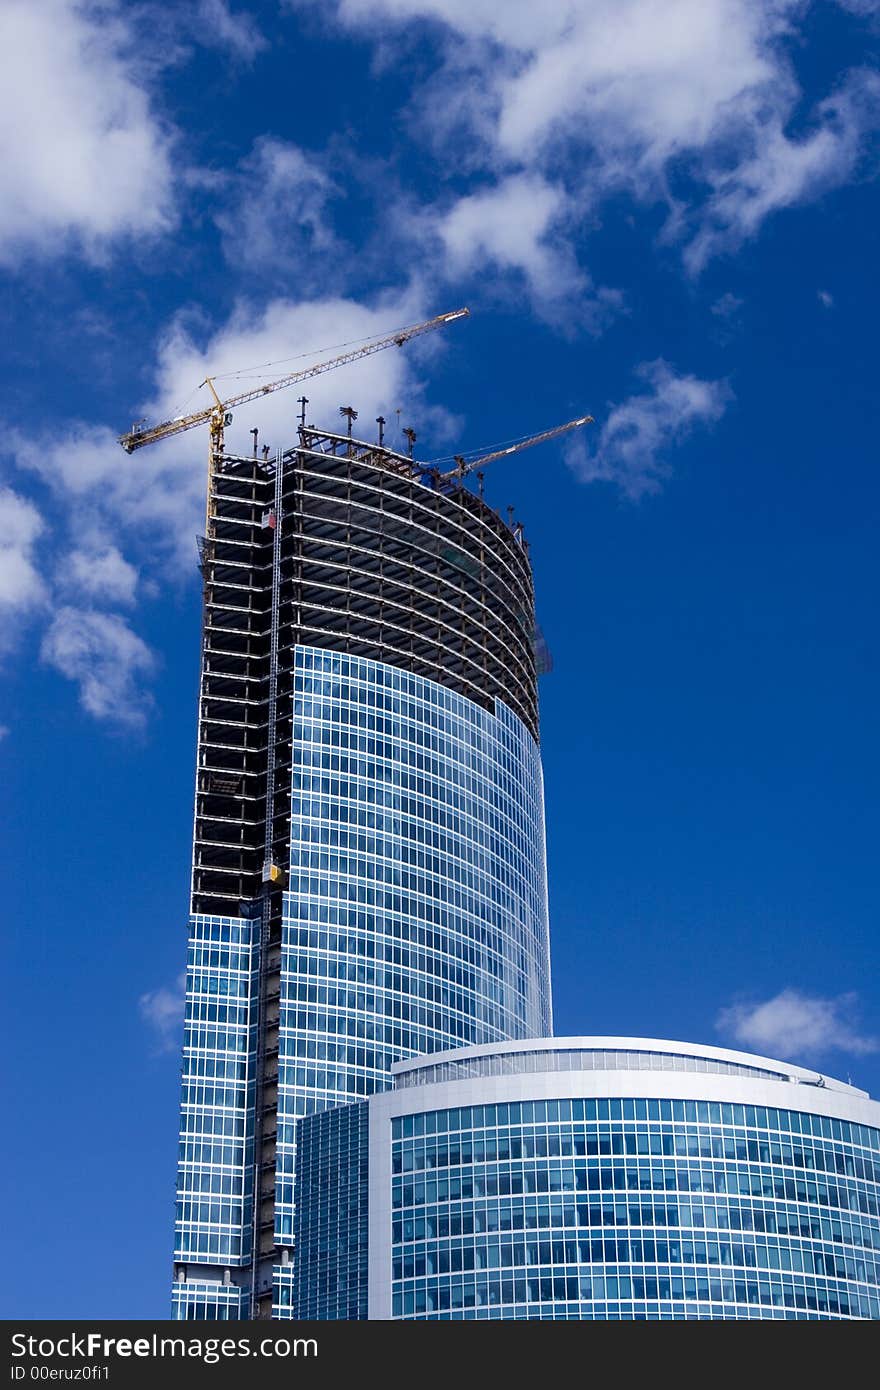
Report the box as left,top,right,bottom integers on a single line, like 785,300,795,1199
192,427,540,923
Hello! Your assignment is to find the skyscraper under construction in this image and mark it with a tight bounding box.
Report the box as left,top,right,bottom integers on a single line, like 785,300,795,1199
158,352,880,1323
171,419,554,1318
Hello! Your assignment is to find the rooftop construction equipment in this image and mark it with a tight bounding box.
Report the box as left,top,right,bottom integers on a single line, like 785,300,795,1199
117,303,594,506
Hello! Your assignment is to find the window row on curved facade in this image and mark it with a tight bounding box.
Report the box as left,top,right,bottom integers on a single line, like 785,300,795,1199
393,1197,878,1252
391,1096,879,1147
392,1127,880,1183
391,1269,876,1320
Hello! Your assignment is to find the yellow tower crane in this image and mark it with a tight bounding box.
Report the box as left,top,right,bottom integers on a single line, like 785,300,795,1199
118,305,470,467
438,413,594,485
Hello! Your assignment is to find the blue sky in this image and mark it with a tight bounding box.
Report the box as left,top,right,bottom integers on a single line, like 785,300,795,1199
1,0,878,1318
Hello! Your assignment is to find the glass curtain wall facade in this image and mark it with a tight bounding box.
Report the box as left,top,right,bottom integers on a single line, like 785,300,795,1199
292,1039,880,1321
271,647,551,1307
172,428,552,1319
293,1101,371,1320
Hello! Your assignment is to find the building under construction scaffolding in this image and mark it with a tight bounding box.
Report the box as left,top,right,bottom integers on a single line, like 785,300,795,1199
173,423,553,1318
193,426,544,918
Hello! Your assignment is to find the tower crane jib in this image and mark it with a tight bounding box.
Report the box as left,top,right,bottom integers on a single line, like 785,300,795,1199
118,307,470,456
439,413,594,484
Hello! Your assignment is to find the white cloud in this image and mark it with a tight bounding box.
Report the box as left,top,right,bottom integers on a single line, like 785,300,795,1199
139,972,186,1052
433,173,620,323
216,138,339,273
62,545,139,606
293,1,880,273
40,606,156,726
0,486,47,640
0,726,9,741
566,360,730,498
718,988,879,1061
440,175,566,283
494,3,785,171
0,0,174,264
197,0,267,61
818,289,834,308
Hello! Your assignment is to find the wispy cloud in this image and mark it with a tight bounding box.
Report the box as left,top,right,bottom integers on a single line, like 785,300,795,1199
818,289,835,308
684,69,880,273
197,0,267,62
40,606,156,727
61,546,139,607
711,292,744,319
566,359,731,499
834,0,880,14
215,137,340,276
717,988,879,1062
139,973,186,1052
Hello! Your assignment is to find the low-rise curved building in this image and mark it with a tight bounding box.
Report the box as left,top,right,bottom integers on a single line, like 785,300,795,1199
293,1037,880,1320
